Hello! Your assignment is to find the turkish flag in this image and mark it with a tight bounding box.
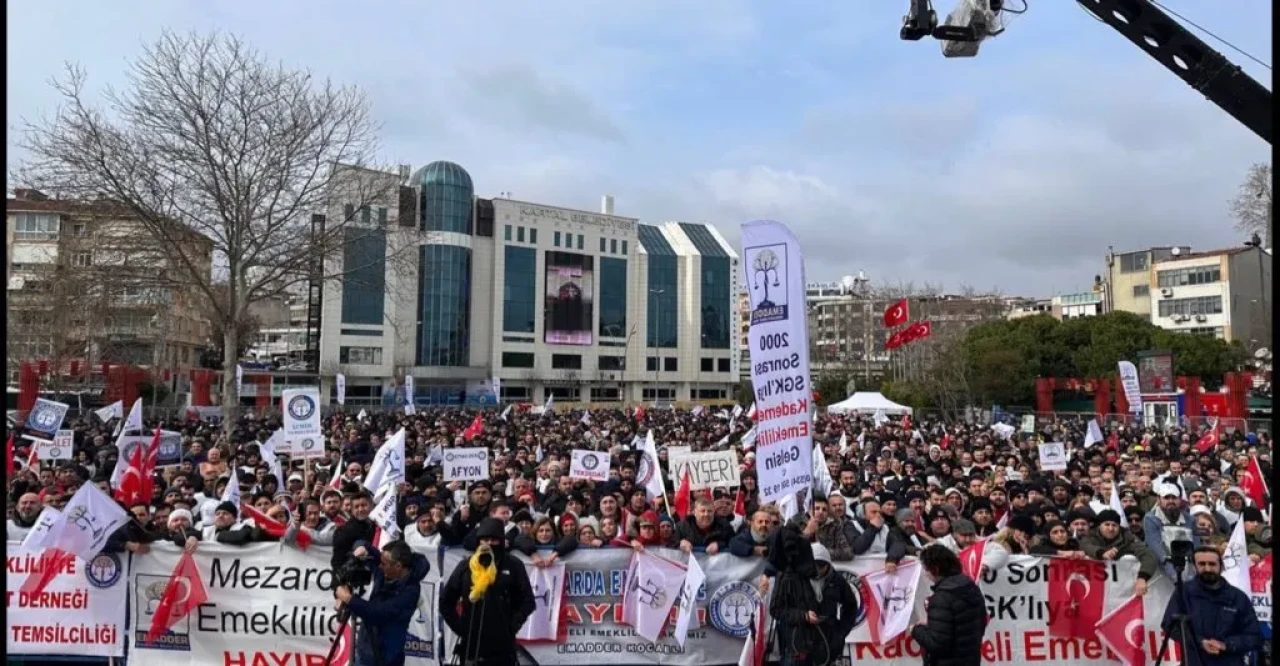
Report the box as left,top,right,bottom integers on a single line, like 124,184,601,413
883,299,909,327
1239,456,1269,508
241,503,312,550
1094,594,1145,666
885,330,904,350
959,540,986,582
462,414,484,441
903,320,933,344
634,405,646,422
1194,420,1220,453
146,551,209,643
140,429,162,503
736,601,768,666
1047,558,1104,639
733,488,747,520
673,468,692,521
114,443,146,506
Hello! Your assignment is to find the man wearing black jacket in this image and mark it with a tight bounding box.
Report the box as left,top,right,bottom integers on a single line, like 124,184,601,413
331,491,376,570
440,518,535,666
910,545,987,666
441,480,493,546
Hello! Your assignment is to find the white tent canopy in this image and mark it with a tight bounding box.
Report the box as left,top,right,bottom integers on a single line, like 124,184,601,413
826,391,913,416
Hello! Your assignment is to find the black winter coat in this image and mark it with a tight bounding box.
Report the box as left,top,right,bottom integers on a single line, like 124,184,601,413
439,549,536,664
910,574,987,666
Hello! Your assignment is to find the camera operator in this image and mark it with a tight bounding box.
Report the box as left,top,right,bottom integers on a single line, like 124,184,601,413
333,540,431,666
332,491,376,570
439,518,535,666
1161,546,1260,666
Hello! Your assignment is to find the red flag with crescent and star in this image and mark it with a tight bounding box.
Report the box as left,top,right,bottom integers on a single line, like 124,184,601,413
883,299,909,328
1094,594,1146,666
959,540,986,582
146,551,209,643
1047,558,1105,639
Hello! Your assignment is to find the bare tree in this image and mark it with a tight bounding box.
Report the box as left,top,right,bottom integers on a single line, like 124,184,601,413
15,31,417,430
1230,162,1272,242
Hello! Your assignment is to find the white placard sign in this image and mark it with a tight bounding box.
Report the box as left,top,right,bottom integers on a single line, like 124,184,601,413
569,449,610,482
280,388,324,458
1038,441,1068,471
1118,360,1143,415
740,219,814,503
39,431,75,461
668,451,741,490
442,447,490,482
668,445,692,459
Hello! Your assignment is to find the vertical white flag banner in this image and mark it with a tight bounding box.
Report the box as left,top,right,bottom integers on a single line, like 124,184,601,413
235,365,244,397
673,555,706,647
369,483,400,546
1109,483,1129,528
94,400,123,423
364,428,407,492
335,373,347,406
281,388,323,458
1118,360,1143,415
740,219,813,504
1223,519,1251,595
639,430,668,506
518,561,566,641
863,559,922,646
404,375,416,415
220,473,241,508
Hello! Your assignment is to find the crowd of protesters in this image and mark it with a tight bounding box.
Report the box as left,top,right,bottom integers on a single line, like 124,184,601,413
5,404,1271,583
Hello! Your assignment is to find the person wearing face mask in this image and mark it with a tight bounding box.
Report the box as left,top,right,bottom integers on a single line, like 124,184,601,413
772,543,860,666
440,518,535,666
909,545,987,666
1162,546,1261,666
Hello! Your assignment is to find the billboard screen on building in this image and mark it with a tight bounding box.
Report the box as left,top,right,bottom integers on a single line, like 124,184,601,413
1137,349,1175,394
544,252,594,345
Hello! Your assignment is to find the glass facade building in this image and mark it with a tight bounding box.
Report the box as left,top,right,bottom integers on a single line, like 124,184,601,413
416,245,472,366
340,227,386,325
503,246,538,333
598,257,628,338
639,225,678,348
414,161,474,366
681,223,731,349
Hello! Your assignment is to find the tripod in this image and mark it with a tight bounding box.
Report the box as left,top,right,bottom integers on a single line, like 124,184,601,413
1154,562,1204,666
325,604,354,666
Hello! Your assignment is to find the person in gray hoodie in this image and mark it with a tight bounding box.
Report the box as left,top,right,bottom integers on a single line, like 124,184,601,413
1215,487,1250,531
1143,483,1198,578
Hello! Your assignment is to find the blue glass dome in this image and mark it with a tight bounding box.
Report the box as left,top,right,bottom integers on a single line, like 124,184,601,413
414,160,474,235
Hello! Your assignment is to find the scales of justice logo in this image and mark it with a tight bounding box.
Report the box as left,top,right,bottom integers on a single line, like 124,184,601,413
747,244,789,325
287,394,316,421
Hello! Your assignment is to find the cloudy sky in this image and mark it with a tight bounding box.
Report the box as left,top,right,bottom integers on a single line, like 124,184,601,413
7,0,1272,297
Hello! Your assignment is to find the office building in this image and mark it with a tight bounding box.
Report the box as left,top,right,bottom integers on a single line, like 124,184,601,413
1149,246,1271,345
1102,245,1190,315
1053,291,1104,319
319,161,741,406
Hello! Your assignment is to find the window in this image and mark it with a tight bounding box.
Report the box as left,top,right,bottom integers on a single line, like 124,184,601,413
72,223,87,236
701,358,714,372
699,257,732,349
1185,326,1225,338
554,231,561,247
72,252,92,267
500,386,530,400
717,358,731,373
1119,252,1149,273
642,388,675,400
502,352,535,368
646,357,658,372
344,204,355,220
517,227,525,243
622,240,628,255
1157,296,1224,317
504,225,512,241
545,386,580,401
663,357,678,372
600,237,607,253
1157,265,1222,288
1133,284,1150,297
416,245,472,367
340,328,382,336
13,213,59,236
694,388,727,399
577,234,584,250
611,239,618,254
339,346,383,365
598,356,625,371
590,387,621,402
360,206,371,223
378,207,388,225
598,257,628,337
551,354,582,370
530,228,537,244
341,228,386,325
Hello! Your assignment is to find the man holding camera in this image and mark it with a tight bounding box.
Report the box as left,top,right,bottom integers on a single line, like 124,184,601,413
1162,546,1261,666
334,540,431,666
439,518,535,666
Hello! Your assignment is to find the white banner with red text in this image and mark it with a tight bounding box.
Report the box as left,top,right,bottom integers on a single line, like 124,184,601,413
5,541,129,658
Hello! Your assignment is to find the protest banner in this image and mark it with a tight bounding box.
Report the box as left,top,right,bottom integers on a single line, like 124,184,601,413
740,220,814,503
442,447,489,482
570,449,610,482
667,451,741,490
6,542,128,658
281,387,324,457
39,431,75,461
1038,442,1068,471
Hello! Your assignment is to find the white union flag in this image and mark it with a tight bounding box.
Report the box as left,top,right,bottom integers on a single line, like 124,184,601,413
620,551,686,643
518,560,565,641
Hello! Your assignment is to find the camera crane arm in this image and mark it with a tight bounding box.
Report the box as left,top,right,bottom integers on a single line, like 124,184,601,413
902,0,1273,144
